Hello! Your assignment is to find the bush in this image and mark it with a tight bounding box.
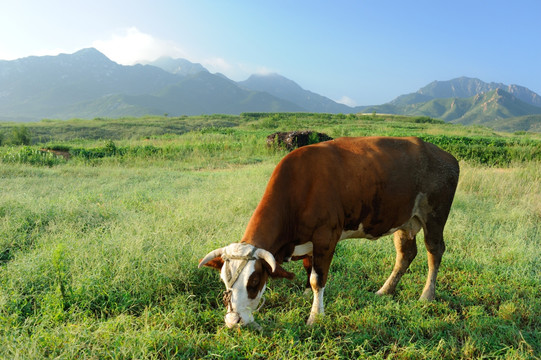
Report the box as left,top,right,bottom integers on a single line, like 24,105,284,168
412,116,445,124
0,146,66,166
10,126,32,145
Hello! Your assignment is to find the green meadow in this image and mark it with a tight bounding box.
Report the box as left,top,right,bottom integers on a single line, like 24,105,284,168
0,114,540,359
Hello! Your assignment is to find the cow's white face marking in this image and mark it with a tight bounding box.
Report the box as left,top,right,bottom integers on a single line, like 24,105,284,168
218,243,267,328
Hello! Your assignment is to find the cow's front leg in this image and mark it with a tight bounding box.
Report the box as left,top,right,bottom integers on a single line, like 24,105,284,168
307,267,325,325
307,237,336,325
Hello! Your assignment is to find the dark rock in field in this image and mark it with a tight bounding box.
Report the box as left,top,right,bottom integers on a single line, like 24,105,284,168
266,131,333,151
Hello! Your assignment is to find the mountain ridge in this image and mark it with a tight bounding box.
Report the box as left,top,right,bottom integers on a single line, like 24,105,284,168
406,76,541,107
238,73,352,113
143,57,208,76
364,87,541,131
0,49,540,132
0,48,303,120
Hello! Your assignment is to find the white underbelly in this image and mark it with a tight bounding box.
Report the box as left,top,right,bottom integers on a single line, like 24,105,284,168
292,242,313,257
339,193,428,241
339,223,379,240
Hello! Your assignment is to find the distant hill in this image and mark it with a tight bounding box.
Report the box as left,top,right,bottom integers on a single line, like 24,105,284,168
0,48,181,121
0,49,303,121
42,72,304,118
416,77,541,107
238,73,352,113
364,89,541,131
489,114,541,133
110,71,304,115
452,89,541,126
365,78,541,132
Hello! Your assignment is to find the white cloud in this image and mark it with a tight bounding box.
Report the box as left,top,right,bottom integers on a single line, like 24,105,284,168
91,27,275,82
254,66,275,76
335,95,357,107
202,57,233,74
201,58,275,81
92,27,186,65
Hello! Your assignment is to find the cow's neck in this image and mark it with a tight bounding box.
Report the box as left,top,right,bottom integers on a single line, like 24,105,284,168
240,194,293,262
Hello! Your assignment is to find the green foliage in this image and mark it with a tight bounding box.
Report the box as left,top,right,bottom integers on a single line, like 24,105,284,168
412,116,445,124
10,126,32,145
0,146,66,166
420,134,541,165
307,131,320,145
0,126,32,145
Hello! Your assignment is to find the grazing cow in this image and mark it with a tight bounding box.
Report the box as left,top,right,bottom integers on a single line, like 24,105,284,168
199,136,459,328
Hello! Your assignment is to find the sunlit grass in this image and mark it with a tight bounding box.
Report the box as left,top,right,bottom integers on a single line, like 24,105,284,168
0,115,540,358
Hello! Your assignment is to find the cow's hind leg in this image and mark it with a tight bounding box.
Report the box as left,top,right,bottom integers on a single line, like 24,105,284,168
302,257,312,295
420,222,445,301
376,229,417,296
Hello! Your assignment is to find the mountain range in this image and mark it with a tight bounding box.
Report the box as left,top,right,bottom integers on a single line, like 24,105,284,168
0,48,540,132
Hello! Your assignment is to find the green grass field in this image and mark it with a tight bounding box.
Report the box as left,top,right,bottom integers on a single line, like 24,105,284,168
0,114,540,359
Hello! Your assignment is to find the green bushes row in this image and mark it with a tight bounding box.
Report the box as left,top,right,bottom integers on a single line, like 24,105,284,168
2,133,540,167
420,135,541,165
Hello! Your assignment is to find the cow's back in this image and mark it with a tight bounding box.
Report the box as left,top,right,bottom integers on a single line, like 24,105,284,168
278,136,459,239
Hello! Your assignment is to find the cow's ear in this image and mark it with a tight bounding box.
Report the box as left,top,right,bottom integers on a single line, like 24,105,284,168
262,261,295,280
200,257,224,270
272,265,295,280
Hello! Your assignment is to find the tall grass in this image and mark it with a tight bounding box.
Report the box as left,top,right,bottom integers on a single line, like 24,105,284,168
0,159,539,358
0,114,539,358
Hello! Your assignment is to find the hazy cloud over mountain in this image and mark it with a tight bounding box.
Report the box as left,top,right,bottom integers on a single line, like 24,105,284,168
336,96,357,107
92,27,186,65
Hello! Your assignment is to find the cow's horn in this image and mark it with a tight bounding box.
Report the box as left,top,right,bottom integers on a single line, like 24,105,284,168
255,248,277,272
198,248,225,268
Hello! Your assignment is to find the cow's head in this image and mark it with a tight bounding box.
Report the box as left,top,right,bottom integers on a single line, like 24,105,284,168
198,243,294,328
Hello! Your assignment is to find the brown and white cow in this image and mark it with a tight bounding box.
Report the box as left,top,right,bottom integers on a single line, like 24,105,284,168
199,136,459,328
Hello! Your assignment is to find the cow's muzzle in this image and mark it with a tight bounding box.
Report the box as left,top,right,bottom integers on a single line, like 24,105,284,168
224,311,242,328
223,289,264,330
225,311,262,331
223,289,247,328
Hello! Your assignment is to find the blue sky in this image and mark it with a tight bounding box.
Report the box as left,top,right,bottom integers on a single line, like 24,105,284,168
1,0,540,105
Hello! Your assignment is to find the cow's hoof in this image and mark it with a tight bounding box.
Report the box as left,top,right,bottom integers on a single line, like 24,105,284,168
419,294,435,301
306,313,323,326
375,289,392,296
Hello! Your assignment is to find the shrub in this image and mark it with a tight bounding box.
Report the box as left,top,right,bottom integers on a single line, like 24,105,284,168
0,146,66,166
10,126,32,145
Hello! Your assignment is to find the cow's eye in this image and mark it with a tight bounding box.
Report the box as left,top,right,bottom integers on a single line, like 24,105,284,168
249,276,260,287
